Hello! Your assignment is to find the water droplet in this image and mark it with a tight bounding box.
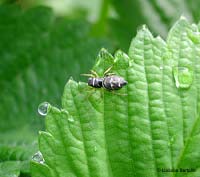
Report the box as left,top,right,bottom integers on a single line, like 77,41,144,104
38,102,50,116
68,116,74,123
173,67,193,89
94,146,97,152
32,151,45,164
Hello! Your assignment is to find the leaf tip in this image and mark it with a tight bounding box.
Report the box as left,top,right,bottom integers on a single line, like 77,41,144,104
176,15,190,25
98,48,113,59
137,24,150,33
69,76,74,81
66,77,77,85
136,24,153,38
114,49,130,63
100,47,108,53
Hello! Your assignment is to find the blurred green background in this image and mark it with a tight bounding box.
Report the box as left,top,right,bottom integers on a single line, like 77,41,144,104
0,0,200,176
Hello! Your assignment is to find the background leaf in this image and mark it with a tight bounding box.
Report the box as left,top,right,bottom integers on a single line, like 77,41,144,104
2,0,200,51
108,0,200,51
0,161,21,177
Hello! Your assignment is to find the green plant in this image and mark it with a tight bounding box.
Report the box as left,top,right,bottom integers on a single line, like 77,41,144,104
0,5,111,176
31,17,200,177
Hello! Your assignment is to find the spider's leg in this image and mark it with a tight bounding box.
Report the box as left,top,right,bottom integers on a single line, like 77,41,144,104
104,65,114,76
81,73,95,77
90,70,99,77
105,72,115,76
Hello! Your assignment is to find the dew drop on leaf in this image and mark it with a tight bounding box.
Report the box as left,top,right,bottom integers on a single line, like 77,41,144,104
38,102,50,116
32,151,45,164
173,67,193,89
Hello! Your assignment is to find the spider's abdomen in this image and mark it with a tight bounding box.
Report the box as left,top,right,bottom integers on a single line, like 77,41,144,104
103,75,128,90
88,77,103,88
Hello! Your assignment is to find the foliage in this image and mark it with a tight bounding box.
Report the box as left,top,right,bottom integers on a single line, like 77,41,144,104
3,1,200,51
109,0,200,50
1,0,200,176
0,4,111,176
31,17,200,177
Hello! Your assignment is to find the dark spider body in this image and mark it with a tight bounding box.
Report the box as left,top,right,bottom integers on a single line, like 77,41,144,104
103,75,128,90
88,75,128,90
88,77,103,88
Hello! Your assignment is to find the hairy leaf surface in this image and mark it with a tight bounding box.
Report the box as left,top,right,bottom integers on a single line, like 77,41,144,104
32,17,200,177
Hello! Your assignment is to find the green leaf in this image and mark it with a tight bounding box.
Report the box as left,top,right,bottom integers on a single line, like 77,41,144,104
0,4,112,176
0,5,111,131
0,129,37,176
0,161,21,177
32,17,200,177
31,161,52,177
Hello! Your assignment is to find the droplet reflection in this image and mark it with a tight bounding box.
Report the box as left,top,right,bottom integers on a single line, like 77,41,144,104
173,67,193,89
32,151,45,164
38,102,50,116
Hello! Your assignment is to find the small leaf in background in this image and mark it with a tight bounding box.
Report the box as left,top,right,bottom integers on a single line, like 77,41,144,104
3,0,200,52
0,131,37,176
109,0,200,51
32,17,200,177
